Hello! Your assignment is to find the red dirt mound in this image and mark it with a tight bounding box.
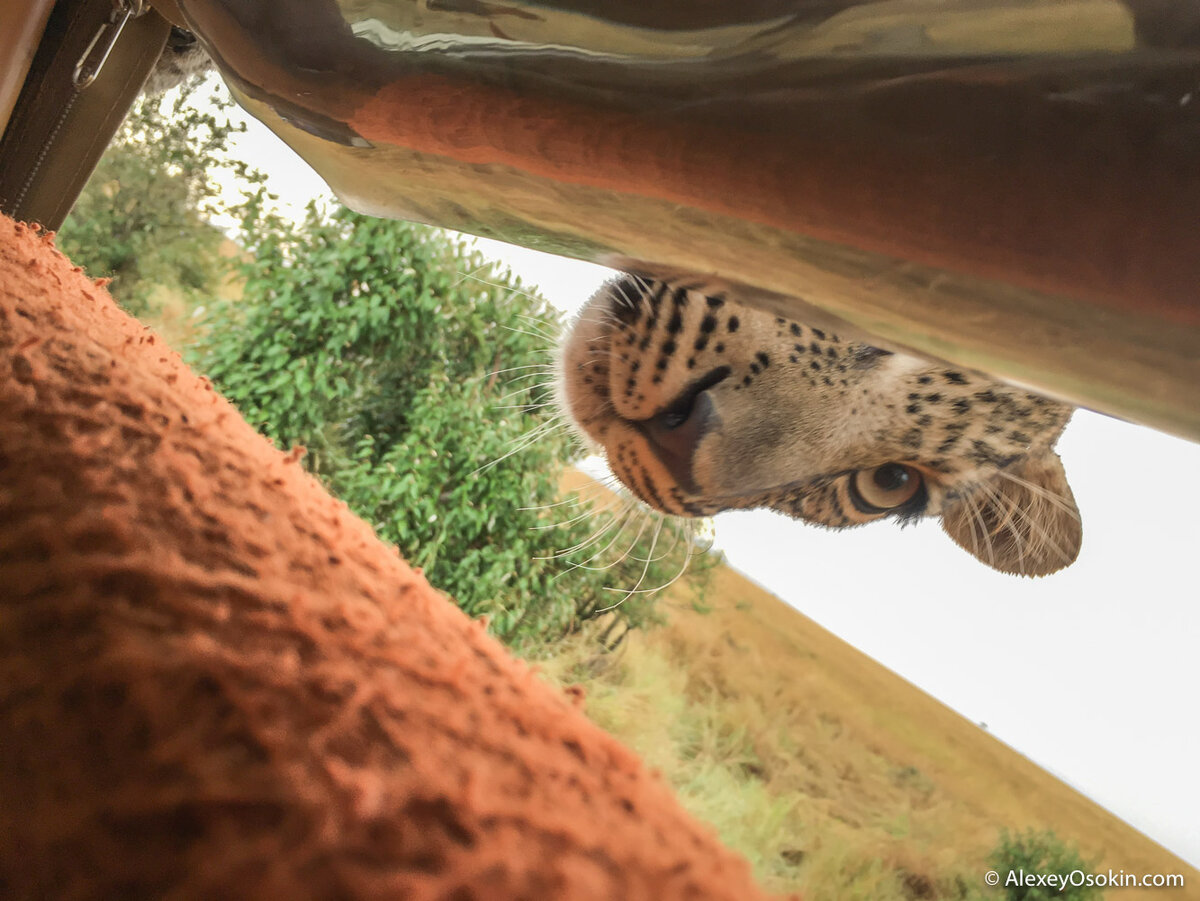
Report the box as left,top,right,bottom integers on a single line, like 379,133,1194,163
0,215,786,901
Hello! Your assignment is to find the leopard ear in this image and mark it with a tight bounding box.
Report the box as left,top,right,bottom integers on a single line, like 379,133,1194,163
940,452,1082,577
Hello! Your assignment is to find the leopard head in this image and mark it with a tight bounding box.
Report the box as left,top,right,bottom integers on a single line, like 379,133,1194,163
557,275,1082,577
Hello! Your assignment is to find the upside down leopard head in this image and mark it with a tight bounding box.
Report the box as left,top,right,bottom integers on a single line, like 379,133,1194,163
557,274,1082,577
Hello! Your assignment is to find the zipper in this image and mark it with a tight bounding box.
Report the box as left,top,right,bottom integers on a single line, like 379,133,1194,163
0,0,167,230
74,0,150,90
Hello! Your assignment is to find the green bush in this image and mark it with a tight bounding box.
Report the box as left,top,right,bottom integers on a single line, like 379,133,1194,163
191,203,711,653
58,79,256,316
987,829,1103,901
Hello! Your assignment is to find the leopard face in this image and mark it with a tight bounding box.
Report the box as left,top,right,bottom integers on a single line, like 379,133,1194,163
557,275,1082,577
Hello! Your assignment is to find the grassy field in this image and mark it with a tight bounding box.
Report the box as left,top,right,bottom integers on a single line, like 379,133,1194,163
542,476,1197,899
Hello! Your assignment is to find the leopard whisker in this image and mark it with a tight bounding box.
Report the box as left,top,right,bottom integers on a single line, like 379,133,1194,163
550,502,646,570
594,515,666,612
492,379,560,404
500,324,567,344
529,492,624,532
513,314,563,343
607,512,685,568
558,503,645,566
588,506,654,572
983,477,1074,570
453,271,548,309
482,362,556,379
472,414,569,475
960,487,996,569
608,530,695,598
493,401,559,411
994,468,1082,521
978,480,1028,573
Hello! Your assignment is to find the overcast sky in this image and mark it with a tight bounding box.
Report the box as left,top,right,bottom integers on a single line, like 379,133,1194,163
222,104,1200,868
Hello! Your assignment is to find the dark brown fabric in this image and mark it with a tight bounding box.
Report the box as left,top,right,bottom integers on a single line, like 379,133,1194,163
0,215,785,901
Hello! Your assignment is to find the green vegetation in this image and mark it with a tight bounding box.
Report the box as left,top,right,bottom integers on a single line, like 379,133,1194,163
988,830,1102,901
189,201,709,652
57,80,256,316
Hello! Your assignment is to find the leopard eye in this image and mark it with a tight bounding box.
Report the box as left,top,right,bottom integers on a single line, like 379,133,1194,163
850,463,923,512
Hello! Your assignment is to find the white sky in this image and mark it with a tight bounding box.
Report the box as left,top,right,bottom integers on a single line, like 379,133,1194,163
220,98,1200,868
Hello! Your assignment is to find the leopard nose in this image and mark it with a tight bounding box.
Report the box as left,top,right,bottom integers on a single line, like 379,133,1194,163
642,389,717,492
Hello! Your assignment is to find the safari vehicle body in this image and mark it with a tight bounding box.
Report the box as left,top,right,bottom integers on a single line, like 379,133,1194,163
2,0,1198,440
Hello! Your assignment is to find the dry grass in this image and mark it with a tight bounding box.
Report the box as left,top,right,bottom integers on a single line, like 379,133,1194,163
140,238,244,350
542,479,1197,898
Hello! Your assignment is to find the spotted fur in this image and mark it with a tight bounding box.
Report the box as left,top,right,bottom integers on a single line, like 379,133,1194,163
558,275,1082,576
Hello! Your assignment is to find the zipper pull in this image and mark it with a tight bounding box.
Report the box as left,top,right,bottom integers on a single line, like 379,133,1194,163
73,0,149,90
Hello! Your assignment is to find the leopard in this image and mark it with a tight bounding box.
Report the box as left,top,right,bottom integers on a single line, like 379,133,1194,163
557,274,1082,577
